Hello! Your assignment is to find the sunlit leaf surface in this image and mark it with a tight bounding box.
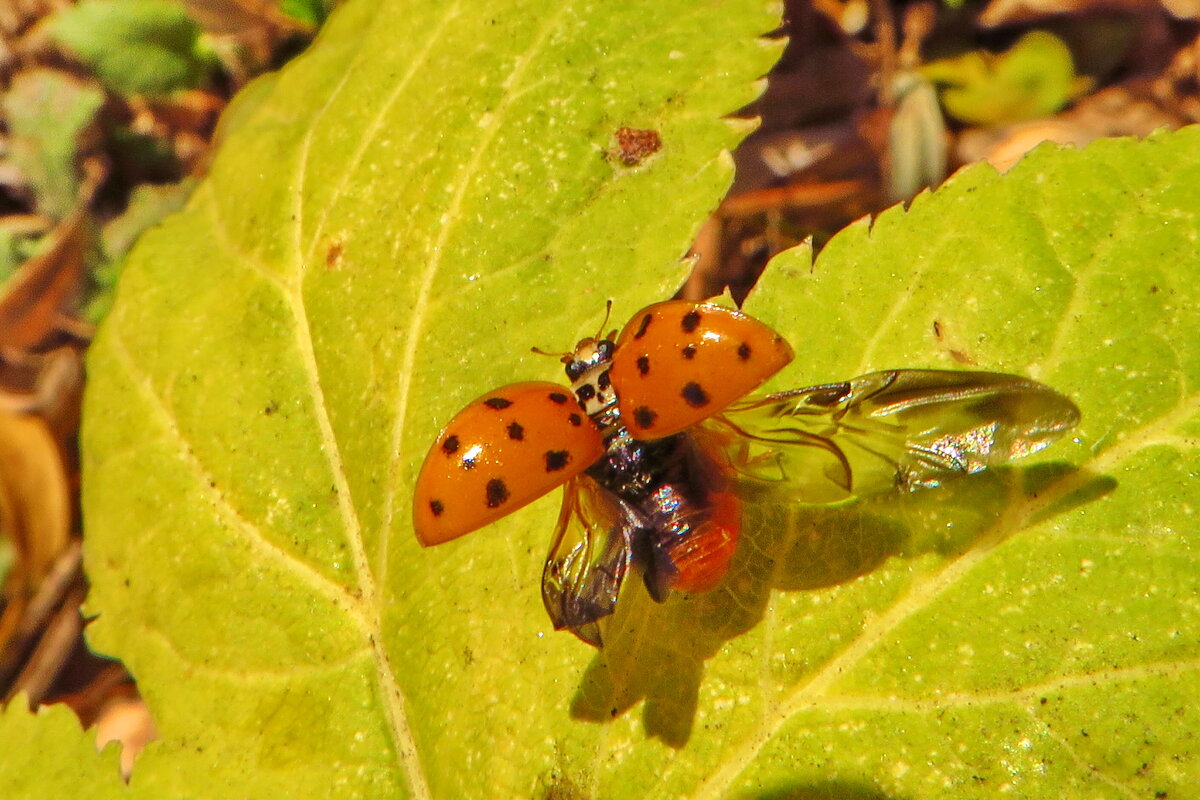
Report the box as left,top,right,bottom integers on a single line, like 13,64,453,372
58,0,1200,793
74,0,784,797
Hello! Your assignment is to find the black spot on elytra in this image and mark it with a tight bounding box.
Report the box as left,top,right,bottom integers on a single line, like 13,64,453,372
544,450,570,472
636,355,650,375
429,499,444,516
633,406,657,429
485,479,509,508
507,422,524,440
484,397,513,410
681,310,701,333
576,384,596,404
441,435,460,456
549,391,570,404
737,342,752,360
461,454,477,470
633,314,652,339
568,413,583,426
597,370,611,390
681,382,709,407
681,344,696,360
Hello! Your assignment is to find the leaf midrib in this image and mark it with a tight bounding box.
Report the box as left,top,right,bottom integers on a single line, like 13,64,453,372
202,188,432,798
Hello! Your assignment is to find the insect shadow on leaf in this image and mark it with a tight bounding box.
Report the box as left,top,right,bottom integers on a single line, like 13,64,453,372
570,457,1113,747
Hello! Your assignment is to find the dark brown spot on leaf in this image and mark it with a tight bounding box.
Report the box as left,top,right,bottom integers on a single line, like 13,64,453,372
544,450,570,472
681,382,709,407
485,479,509,508
507,422,524,440
429,499,444,516
681,310,701,333
325,240,344,269
484,397,513,410
612,127,662,166
441,435,460,456
633,406,657,429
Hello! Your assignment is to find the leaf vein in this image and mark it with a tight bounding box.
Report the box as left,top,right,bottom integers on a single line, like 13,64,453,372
140,625,374,684
299,2,468,267
105,324,364,623
202,186,432,799
378,1,576,595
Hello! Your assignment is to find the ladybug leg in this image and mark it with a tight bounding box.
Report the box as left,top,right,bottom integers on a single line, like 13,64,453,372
631,528,677,602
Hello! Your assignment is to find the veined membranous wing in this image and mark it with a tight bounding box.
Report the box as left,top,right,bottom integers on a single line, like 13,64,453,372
706,369,1080,503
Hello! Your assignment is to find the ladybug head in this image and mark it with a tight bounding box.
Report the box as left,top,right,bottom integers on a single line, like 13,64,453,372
563,336,614,382
563,335,616,418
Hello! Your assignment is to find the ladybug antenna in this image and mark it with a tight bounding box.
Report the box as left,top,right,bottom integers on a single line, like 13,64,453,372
530,345,573,364
594,300,614,340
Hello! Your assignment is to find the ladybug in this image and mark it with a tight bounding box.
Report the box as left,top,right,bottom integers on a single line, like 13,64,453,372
413,300,1079,646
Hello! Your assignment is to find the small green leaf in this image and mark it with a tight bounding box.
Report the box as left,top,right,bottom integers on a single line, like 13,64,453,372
102,182,195,263
51,0,212,97
84,179,196,322
279,0,333,27
0,226,43,283
0,698,125,795
923,30,1092,125
2,69,104,218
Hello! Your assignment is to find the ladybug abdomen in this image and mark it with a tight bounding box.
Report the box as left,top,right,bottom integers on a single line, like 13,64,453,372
640,484,740,597
588,430,740,600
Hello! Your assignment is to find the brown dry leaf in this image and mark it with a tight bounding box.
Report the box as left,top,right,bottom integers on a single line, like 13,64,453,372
5,574,83,704
956,85,1185,170
980,0,1197,25
0,347,84,427
181,0,310,35
181,0,312,85
0,157,102,351
0,0,69,40
980,0,1146,25
0,209,88,351
0,411,69,586
0,410,71,657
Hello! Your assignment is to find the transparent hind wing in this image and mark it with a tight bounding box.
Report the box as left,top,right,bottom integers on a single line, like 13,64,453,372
541,474,641,647
706,369,1080,502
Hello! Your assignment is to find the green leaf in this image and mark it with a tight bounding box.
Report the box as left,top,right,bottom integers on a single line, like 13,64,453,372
923,31,1092,125
76,0,782,797
0,225,43,283
735,131,1200,798
100,181,196,262
279,0,333,27
73,0,1200,795
2,69,104,219
85,179,197,322
0,697,125,795
51,0,212,97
